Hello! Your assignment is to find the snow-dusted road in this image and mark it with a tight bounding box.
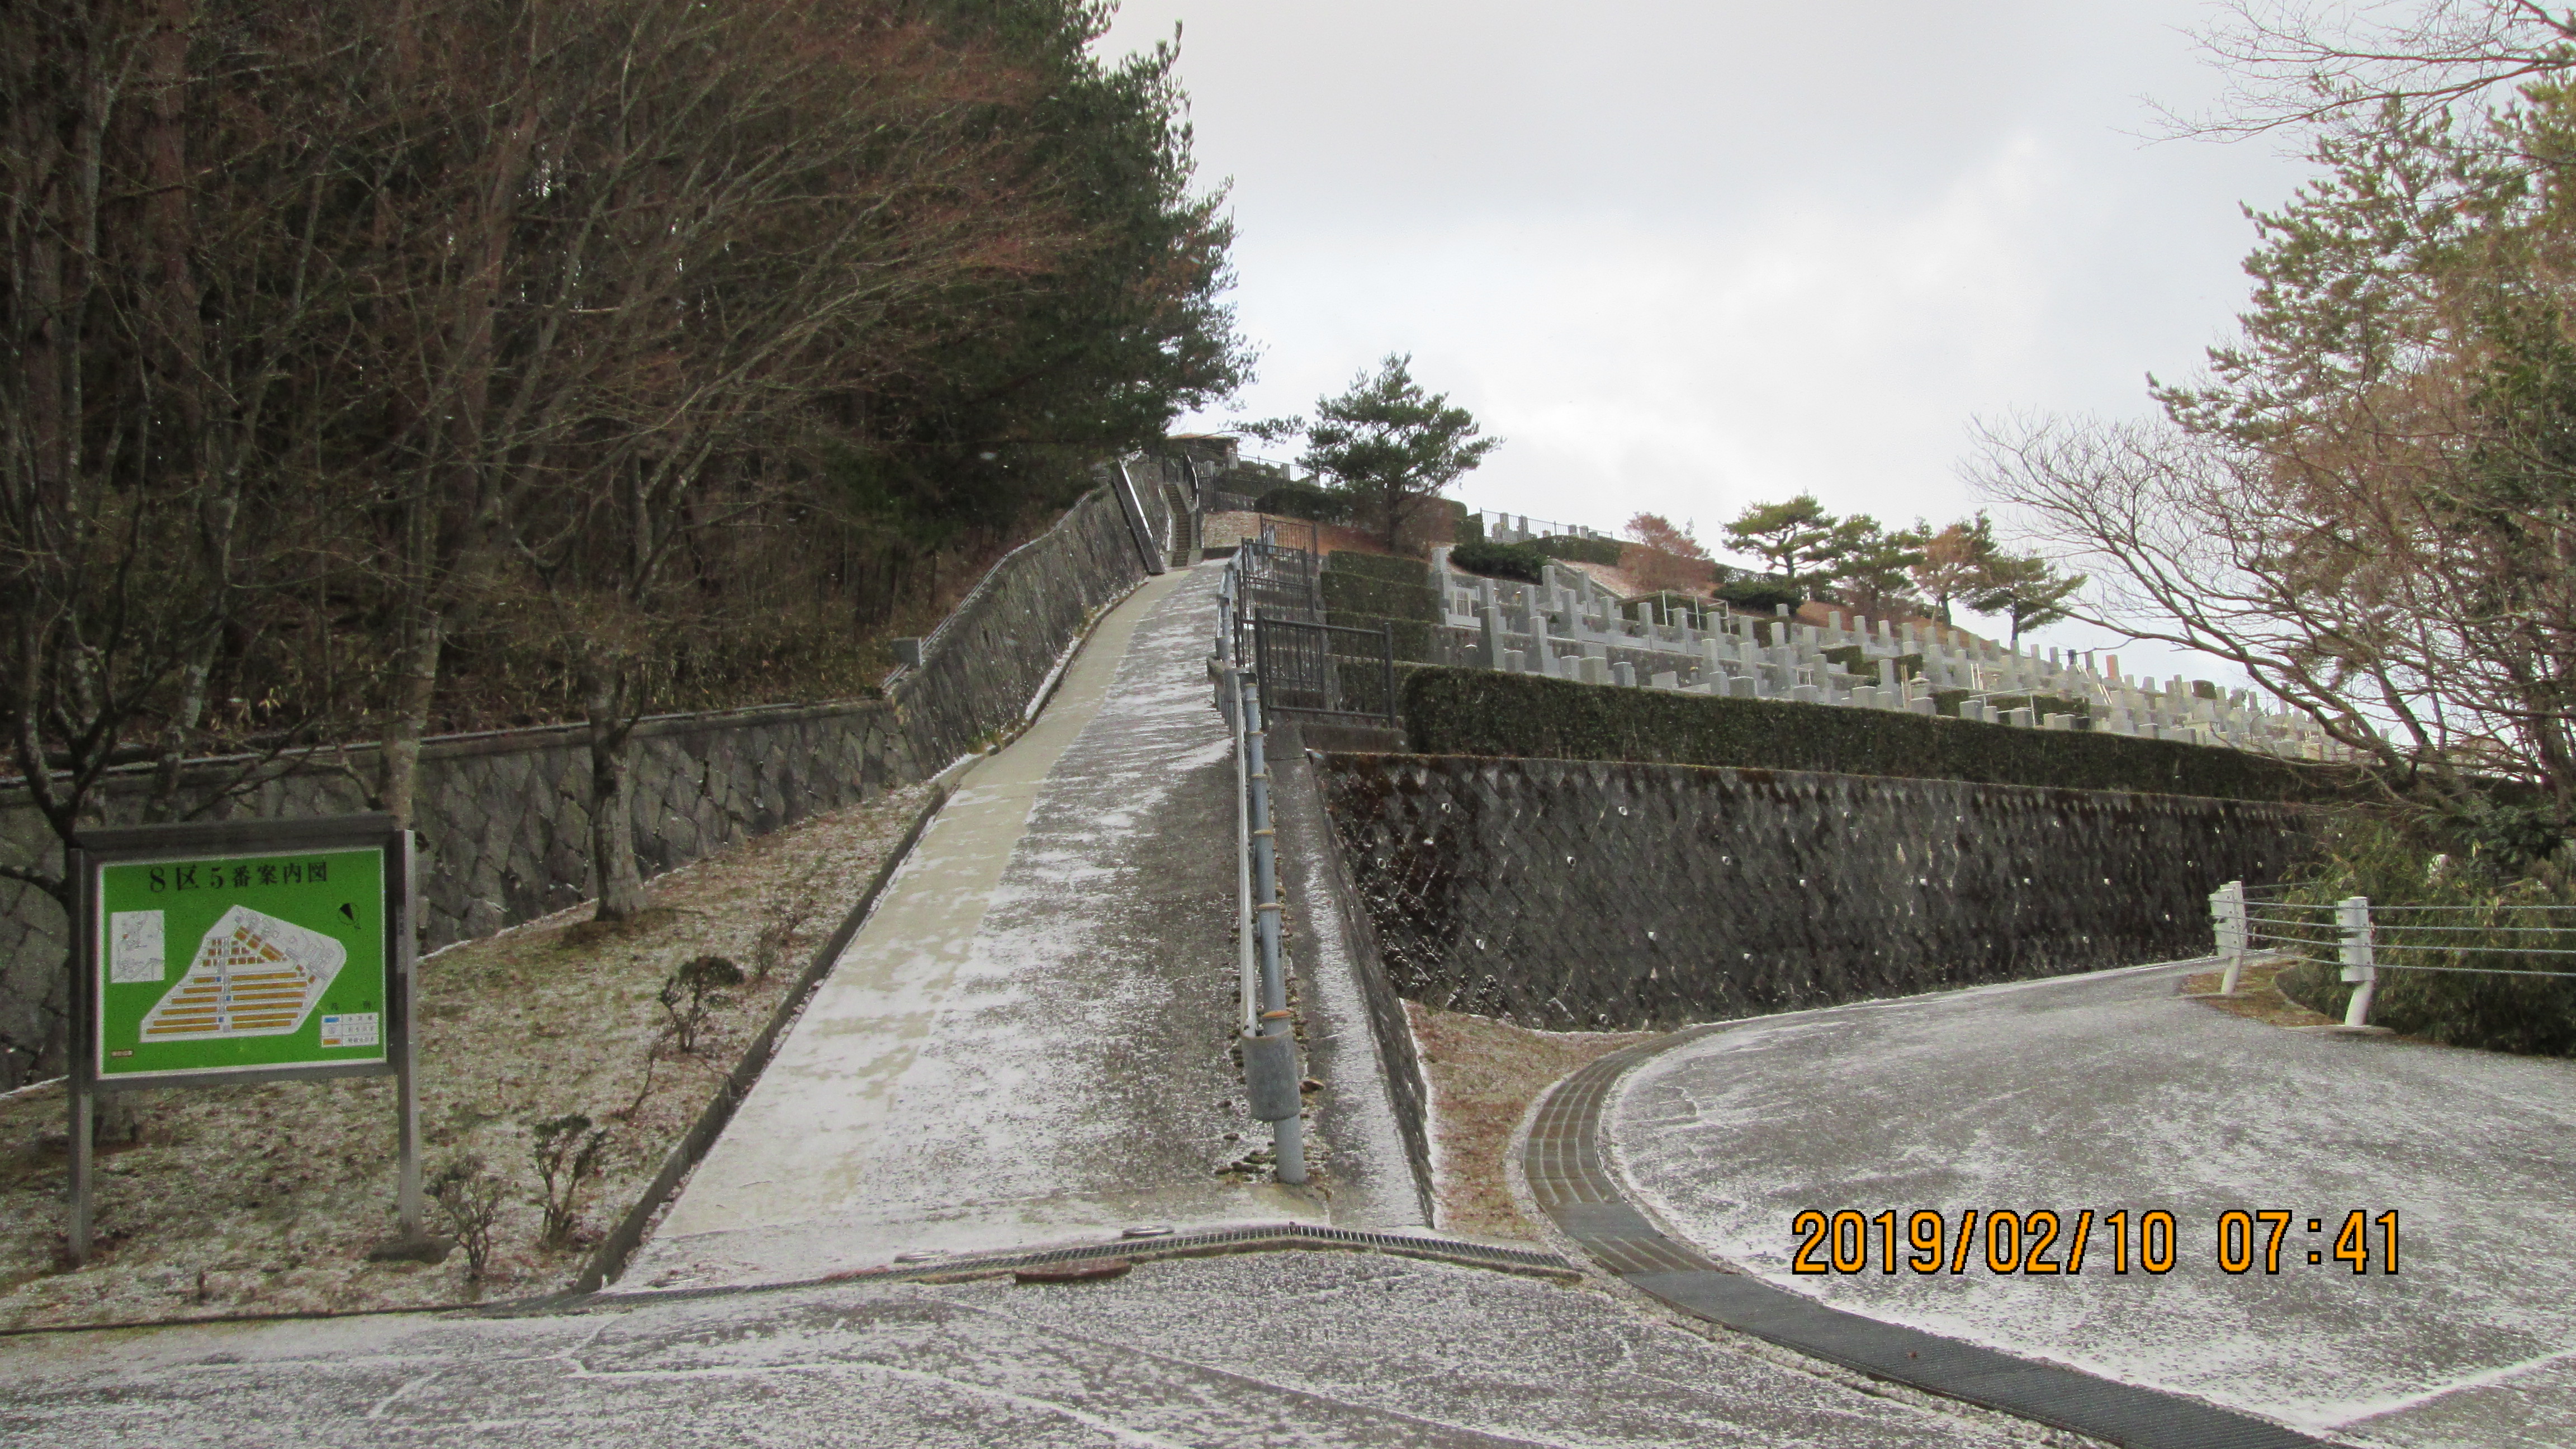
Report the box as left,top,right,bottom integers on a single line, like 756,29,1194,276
1607,960,2576,1448
0,1252,2066,1447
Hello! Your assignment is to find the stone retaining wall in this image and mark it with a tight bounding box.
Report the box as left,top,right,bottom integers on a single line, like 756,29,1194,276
0,483,1151,1087
884,483,1150,774
1317,753,2317,1032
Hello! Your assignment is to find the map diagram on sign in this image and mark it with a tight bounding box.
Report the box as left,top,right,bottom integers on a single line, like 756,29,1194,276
140,905,347,1041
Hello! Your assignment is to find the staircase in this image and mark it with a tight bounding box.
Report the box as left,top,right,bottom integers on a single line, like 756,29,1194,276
1161,472,1200,569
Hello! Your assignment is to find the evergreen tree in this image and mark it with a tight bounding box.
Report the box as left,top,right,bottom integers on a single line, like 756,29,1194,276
1259,355,1500,552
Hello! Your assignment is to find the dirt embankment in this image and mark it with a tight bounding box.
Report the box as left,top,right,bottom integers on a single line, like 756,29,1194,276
0,784,934,1331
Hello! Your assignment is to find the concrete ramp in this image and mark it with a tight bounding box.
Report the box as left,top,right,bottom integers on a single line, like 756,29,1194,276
622,565,1390,1289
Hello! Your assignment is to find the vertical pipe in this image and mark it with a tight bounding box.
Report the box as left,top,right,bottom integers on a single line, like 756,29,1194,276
69,1088,92,1267
395,828,423,1239
68,845,92,1267
1230,666,1256,1036
1245,684,1281,1006
1241,682,1305,1184
2338,896,2378,1028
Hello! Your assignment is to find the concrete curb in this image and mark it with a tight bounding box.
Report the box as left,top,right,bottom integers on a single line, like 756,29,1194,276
1523,993,2335,1449
0,1224,1577,1342
574,784,950,1292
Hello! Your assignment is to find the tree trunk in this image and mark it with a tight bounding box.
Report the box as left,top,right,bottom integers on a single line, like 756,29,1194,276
580,651,647,921
379,605,444,828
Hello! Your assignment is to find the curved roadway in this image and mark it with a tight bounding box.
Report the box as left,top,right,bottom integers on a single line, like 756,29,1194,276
1602,960,2576,1447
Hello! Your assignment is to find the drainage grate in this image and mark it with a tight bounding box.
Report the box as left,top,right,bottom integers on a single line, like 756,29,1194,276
1527,1035,2333,1449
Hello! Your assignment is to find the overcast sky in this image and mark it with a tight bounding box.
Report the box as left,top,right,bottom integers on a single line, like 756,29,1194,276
1098,1,2315,685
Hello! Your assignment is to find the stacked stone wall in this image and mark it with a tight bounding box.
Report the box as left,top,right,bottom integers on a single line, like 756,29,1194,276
0,483,1150,1087
1317,752,2317,1033
886,483,1149,773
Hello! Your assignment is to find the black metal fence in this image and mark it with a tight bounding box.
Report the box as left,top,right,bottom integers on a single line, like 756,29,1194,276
1253,613,1398,725
1238,533,1321,619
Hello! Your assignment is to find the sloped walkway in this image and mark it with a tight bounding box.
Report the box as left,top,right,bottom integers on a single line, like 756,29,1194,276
621,565,1371,1289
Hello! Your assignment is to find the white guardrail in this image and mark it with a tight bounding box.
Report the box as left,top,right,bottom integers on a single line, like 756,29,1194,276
2209,878,2576,1029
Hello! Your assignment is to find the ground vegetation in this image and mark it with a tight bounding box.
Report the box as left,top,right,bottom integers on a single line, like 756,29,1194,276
0,784,929,1327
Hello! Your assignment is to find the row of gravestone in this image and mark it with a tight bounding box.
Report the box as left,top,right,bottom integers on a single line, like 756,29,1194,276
1431,552,2352,760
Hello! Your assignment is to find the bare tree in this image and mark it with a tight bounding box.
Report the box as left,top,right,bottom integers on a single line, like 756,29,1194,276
1971,408,2576,807
2,0,371,1086
2171,1,2576,141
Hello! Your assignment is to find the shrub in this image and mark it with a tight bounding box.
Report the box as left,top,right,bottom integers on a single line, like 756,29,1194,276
429,1155,507,1281
1400,666,2358,802
1321,572,1438,624
658,954,744,1054
531,1113,613,1249
1716,577,1804,613
1447,539,1550,583
1254,480,1352,523
1532,534,1622,566
2272,815,2576,1057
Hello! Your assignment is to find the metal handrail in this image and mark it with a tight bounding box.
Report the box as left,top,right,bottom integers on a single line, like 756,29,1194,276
1214,552,1306,1184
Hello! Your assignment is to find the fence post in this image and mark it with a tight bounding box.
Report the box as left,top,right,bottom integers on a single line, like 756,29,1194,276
2337,895,2378,1028
1381,622,1397,727
2216,880,2248,995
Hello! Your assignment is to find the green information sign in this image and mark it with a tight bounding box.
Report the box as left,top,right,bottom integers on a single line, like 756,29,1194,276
94,844,389,1081
69,813,420,1264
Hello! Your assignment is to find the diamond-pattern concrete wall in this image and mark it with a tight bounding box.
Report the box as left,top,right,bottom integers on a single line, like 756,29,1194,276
1317,754,2317,1031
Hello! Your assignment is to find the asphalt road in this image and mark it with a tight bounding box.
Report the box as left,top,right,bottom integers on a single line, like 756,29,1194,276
0,1237,2100,1446
1607,961,2576,1448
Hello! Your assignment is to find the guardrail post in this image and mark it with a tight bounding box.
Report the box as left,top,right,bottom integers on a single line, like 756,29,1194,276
2337,895,2378,1028
2215,880,2248,995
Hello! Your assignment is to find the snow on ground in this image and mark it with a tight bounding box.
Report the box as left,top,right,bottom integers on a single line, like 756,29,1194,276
623,566,1334,1289
1,1251,2087,1447
0,785,935,1329
1606,961,2576,1438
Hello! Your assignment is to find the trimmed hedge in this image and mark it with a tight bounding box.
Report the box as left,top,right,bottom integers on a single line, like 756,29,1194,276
1322,571,1437,622
1401,666,2360,802
1325,551,1436,588
1448,539,1549,583
1324,614,1437,662
1255,480,1353,523
1717,577,1804,612
1533,534,1623,566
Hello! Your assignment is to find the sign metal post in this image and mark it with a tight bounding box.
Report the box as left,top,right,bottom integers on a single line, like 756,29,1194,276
67,814,418,1265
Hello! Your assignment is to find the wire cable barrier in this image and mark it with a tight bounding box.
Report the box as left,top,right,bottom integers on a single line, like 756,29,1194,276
2209,879,2576,1032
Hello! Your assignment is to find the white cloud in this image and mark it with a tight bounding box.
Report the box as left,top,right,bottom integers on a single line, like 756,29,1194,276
1105,0,2306,687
